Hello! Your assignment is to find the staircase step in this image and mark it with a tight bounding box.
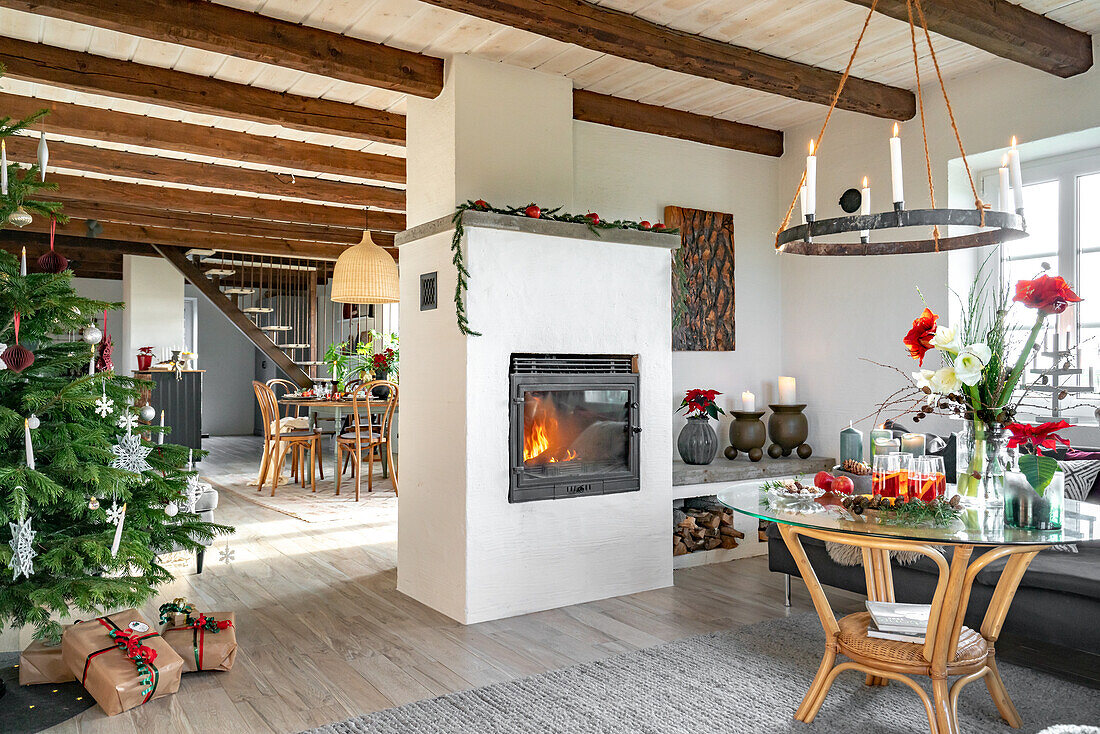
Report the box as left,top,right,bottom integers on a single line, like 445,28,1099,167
260,325,292,331
204,268,235,277
277,343,311,349
297,361,326,366
223,287,256,295
242,307,274,314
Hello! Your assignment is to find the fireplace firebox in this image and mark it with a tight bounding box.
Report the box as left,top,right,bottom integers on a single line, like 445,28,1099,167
509,354,641,503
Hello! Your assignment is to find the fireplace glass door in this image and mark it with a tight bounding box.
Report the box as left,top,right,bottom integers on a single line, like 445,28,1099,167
509,362,639,503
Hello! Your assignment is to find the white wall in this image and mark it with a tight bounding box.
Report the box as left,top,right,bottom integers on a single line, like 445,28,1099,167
574,121,784,452
779,41,1100,458
121,255,184,375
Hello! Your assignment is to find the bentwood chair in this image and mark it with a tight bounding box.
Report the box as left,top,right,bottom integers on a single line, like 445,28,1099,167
335,381,398,500
253,380,321,496
266,378,324,482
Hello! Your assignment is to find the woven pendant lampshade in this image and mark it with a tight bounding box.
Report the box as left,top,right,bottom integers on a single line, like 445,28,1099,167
331,230,399,304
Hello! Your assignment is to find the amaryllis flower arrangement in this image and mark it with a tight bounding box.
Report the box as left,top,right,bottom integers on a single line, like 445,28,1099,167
1006,420,1071,496
877,259,1084,502
678,389,725,420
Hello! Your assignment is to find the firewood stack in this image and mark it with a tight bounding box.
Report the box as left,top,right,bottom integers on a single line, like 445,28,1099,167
673,498,745,556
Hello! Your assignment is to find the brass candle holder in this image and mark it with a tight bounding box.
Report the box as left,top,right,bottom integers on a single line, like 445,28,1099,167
724,410,767,462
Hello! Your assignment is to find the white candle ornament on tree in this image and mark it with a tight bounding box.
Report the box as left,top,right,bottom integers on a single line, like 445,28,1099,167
109,503,127,557
1,138,8,195
24,418,35,470
20,246,27,276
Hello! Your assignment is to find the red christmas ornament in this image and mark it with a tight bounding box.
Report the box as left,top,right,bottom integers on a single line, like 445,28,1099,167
37,218,68,274
473,199,489,209
639,221,652,230
585,212,600,225
96,310,114,372
2,312,34,373
524,204,541,219
653,222,666,230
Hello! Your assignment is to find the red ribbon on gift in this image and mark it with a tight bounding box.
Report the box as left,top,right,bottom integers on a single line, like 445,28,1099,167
167,613,232,671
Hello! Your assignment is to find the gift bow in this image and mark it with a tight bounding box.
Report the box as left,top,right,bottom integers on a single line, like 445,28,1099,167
192,613,233,633
109,629,158,665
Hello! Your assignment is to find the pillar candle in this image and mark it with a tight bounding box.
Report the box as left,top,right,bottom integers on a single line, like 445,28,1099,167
840,421,863,464
1008,137,1024,213
860,177,870,240
901,432,926,457
741,391,756,412
869,424,892,458
998,156,1012,213
804,141,816,219
890,123,904,205
873,437,900,456
24,418,35,470
778,376,796,404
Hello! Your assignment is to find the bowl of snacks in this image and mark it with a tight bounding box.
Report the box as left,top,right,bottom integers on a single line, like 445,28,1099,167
765,477,825,502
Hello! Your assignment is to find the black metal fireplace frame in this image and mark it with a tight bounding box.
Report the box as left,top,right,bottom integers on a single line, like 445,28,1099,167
509,355,641,504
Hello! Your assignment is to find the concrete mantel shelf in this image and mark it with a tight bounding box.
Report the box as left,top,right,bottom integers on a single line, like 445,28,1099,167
396,209,681,249
673,456,836,487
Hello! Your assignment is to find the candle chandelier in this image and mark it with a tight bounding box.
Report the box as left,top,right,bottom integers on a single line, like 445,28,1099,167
775,0,1028,256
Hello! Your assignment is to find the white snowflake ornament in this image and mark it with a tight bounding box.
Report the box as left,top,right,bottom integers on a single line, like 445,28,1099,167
116,413,138,432
218,544,235,565
183,475,206,514
8,515,37,580
110,433,153,474
94,386,115,418
105,501,126,526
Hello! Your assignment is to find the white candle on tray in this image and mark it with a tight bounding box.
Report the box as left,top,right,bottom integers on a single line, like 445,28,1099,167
778,376,796,404
1008,136,1024,213
805,141,817,219
890,123,904,205
999,155,1012,213
860,176,870,241
741,391,756,412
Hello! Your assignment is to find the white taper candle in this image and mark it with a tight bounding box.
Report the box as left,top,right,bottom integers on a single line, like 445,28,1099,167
860,176,870,240
1008,136,1024,213
999,156,1012,213
890,123,904,205
805,140,817,218
24,418,35,470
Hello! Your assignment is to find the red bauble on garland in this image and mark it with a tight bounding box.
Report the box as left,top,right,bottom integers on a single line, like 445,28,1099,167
585,212,600,225
37,217,68,274
524,204,541,219
2,313,34,373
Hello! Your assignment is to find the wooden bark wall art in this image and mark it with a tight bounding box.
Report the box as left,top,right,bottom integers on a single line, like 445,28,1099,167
665,206,735,352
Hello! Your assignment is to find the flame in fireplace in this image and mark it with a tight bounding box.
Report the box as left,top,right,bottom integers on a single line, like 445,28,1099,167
523,395,578,464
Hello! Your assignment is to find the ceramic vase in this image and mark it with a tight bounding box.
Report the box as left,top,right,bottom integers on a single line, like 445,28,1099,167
678,415,718,465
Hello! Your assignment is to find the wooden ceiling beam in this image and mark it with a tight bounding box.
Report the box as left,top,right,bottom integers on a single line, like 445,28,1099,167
0,93,405,183
52,200,373,246
3,135,404,209
573,90,783,156
0,0,443,97
0,38,405,144
844,0,1092,78
416,0,915,120
43,173,406,231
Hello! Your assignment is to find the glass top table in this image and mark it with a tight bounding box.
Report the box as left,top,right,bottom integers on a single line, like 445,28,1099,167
716,484,1100,546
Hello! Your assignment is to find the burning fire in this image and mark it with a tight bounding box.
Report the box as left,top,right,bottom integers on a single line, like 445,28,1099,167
523,395,578,464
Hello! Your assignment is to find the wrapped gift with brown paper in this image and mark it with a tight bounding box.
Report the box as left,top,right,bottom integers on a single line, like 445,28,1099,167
162,611,237,673
61,609,184,716
158,597,197,628
19,635,76,686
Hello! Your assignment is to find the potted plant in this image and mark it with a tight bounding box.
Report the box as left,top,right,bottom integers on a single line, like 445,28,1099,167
677,389,724,465
136,345,155,371
1003,421,1068,530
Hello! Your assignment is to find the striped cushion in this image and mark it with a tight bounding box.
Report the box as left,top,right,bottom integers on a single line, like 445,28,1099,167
1058,459,1100,502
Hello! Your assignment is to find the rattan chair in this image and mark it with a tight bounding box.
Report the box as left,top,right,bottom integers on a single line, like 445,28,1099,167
335,381,398,500
253,380,321,496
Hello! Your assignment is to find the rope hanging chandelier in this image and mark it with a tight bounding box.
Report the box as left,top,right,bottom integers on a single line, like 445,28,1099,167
775,0,1028,256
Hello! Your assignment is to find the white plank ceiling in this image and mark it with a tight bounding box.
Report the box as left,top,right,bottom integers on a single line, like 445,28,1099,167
0,0,1096,194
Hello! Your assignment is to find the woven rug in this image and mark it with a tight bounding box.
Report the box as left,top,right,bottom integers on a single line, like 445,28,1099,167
207,468,396,524
302,614,1099,734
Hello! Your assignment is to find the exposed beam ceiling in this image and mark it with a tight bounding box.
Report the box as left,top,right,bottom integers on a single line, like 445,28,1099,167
3,135,404,209
43,174,406,231
844,0,1092,78
0,38,405,144
53,201,377,246
0,0,444,97
416,0,916,120
0,92,405,183
573,91,783,157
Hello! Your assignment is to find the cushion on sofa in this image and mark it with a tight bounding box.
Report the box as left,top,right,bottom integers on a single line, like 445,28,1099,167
974,542,1100,599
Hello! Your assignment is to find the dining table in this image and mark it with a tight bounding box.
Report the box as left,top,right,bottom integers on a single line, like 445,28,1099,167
279,396,397,479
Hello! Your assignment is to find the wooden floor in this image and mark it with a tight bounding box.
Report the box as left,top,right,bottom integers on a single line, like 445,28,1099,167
9,435,865,734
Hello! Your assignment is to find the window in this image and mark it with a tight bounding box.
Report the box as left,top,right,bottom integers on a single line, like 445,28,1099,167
987,150,1100,419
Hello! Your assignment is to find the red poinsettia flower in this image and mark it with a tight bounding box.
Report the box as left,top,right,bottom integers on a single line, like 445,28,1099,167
902,307,939,366
1006,421,1072,451
679,388,724,419
1013,275,1083,314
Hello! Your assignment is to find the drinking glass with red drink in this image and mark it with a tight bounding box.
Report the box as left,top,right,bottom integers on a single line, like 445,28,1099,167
872,454,903,498
913,456,947,500
890,452,912,499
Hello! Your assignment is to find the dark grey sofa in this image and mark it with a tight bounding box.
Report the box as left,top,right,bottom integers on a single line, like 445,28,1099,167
767,469,1100,666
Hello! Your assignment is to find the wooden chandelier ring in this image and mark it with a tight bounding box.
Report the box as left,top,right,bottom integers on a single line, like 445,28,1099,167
776,208,1027,256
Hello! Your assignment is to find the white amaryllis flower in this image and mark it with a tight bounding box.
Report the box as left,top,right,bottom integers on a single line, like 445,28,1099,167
931,325,962,353
912,369,935,391
954,343,992,386
931,367,962,395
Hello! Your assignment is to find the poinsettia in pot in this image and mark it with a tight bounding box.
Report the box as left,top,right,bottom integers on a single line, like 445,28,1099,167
897,271,1082,509
1004,421,1068,530
677,389,725,465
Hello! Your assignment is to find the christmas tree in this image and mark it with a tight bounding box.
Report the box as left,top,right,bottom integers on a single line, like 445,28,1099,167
1,72,232,642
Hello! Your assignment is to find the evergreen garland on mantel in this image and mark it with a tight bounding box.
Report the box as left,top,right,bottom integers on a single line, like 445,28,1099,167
450,200,680,337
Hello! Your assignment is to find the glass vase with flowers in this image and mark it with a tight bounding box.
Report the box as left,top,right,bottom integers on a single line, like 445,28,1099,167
887,264,1082,509
1003,421,1068,529
676,389,725,465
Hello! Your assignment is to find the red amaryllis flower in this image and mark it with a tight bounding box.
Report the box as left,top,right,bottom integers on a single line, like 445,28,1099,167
1006,421,1072,451
1013,275,1083,314
902,307,939,366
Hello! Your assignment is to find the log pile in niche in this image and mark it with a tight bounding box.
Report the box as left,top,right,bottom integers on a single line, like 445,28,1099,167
673,500,744,555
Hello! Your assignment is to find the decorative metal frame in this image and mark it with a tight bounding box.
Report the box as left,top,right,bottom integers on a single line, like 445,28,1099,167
777,207,1027,256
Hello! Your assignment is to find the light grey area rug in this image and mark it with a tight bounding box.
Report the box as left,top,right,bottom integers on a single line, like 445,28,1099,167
303,614,1100,734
